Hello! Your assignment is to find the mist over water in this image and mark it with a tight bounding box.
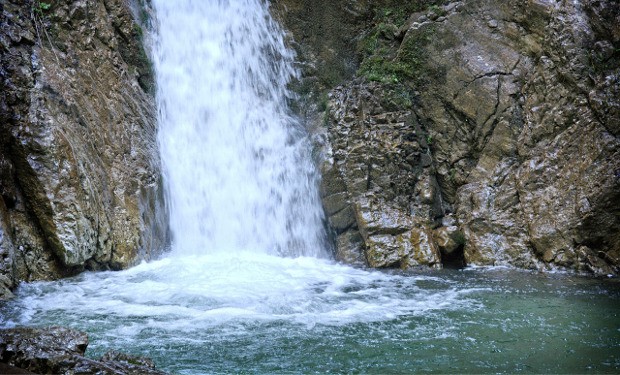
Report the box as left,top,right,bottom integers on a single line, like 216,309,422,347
1,1,619,374
154,0,326,257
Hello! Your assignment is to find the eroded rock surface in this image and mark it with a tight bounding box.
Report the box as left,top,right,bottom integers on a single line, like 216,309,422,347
279,0,620,274
0,0,168,298
321,82,445,268
415,0,619,274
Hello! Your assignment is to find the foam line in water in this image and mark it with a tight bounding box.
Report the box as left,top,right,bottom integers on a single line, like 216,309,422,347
2,254,481,332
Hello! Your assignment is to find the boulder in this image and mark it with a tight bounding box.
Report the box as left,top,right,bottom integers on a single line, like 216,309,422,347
0,327,167,375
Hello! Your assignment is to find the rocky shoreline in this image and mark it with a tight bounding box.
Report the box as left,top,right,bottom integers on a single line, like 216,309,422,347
0,326,167,374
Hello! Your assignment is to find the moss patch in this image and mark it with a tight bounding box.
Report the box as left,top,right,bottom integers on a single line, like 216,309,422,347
359,24,436,86
356,1,448,88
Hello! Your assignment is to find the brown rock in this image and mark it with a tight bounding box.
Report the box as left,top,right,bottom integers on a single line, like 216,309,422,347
279,0,620,274
0,0,168,297
0,327,168,375
318,82,445,269
432,226,464,255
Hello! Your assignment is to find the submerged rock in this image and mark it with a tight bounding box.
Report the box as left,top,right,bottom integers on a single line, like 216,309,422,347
0,327,167,375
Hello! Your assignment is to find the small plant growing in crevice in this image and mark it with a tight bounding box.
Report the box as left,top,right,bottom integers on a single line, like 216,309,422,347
318,92,330,112
31,0,61,65
34,1,52,15
428,5,447,18
449,168,457,181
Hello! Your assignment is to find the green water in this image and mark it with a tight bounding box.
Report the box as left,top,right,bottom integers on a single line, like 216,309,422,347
154,270,620,374
1,257,618,374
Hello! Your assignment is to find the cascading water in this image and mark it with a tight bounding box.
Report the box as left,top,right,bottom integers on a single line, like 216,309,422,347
1,1,619,374
154,0,326,257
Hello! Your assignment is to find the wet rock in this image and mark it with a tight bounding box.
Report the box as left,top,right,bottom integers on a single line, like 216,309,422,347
432,225,463,255
334,230,366,266
0,0,168,297
319,82,444,269
280,0,619,274
0,327,167,375
576,246,615,276
0,362,35,374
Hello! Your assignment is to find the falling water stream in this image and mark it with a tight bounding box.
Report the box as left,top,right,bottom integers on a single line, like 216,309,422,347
154,0,326,258
1,1,619,374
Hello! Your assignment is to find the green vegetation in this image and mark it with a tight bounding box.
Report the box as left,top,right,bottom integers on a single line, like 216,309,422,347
318,92,330,112
358,26,434,85
35,1,51,14
356,1,448,91
449,168,457,181
134,23,144,39
428,4,447,18
31,0,63,61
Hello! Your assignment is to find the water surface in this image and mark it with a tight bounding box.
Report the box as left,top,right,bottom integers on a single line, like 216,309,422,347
1,255,618,374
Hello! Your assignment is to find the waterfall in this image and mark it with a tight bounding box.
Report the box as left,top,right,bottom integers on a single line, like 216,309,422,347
153,0,327,257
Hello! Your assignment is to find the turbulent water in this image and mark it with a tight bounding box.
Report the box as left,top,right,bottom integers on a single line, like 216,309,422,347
1,261,619,374
154,0,326,257
1,1,620,374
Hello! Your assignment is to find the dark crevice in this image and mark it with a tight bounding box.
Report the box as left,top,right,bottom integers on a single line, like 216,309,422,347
441,245,465,269
465,70,511,85
585,94,617,137
475,77,506,153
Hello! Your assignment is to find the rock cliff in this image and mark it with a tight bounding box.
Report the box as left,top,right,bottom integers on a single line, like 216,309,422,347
0,0,168,298
1,0,617,296
276,0,620,274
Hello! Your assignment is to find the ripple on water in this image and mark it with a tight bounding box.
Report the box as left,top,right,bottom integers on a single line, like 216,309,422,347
1,255,619,374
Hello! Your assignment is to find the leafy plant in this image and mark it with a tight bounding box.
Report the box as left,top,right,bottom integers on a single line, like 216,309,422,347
34,1,52,15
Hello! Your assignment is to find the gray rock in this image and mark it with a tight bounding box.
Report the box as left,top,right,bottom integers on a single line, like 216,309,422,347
0,327,168,375
0,0,169,298
318,82,445,269
278,0,620,274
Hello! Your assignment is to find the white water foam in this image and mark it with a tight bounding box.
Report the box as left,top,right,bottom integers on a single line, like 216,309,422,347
153,0,326,257
0,0,484,339
2,253,480,333
0,2,488,363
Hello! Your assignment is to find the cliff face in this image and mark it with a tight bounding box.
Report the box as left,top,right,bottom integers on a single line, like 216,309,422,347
0,0,617,299
0,0,168,298
277,0,620,274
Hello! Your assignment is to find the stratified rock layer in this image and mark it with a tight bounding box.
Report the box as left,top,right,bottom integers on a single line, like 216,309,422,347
278,0,620,274
321,82,444,269
0,0,168,298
